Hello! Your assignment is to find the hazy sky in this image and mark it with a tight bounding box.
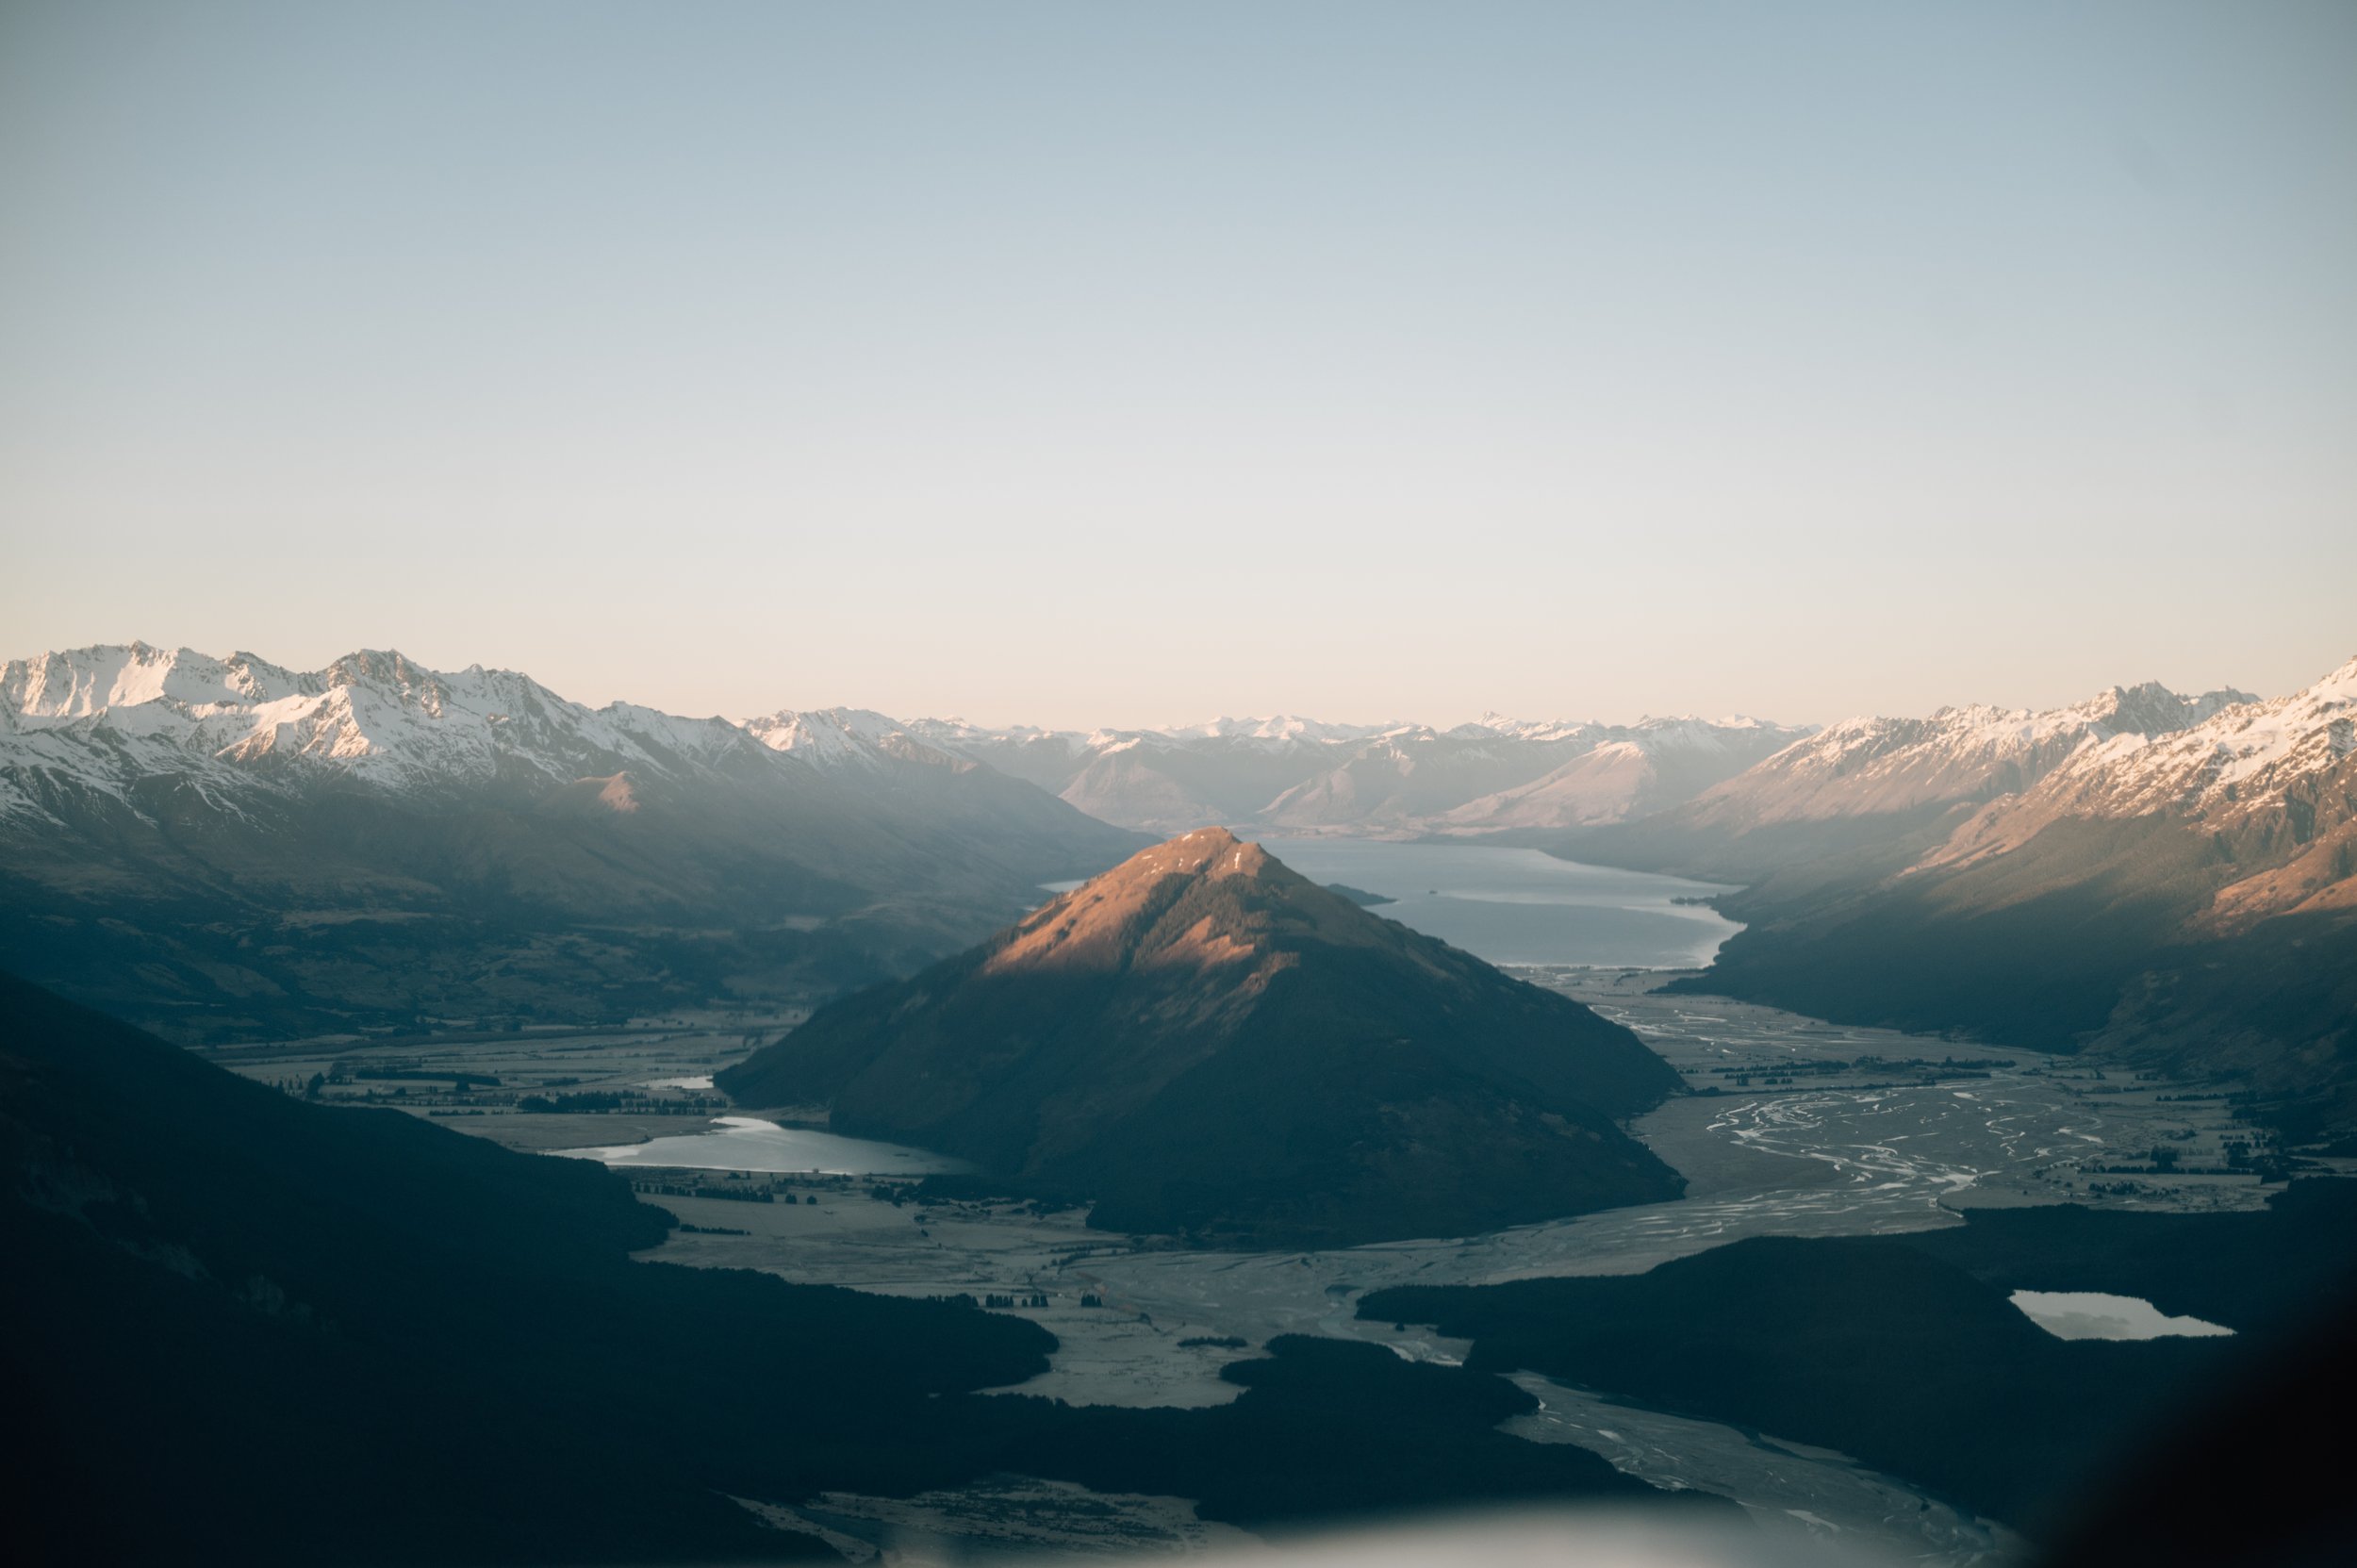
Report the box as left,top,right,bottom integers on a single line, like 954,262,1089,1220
3,2,2351,729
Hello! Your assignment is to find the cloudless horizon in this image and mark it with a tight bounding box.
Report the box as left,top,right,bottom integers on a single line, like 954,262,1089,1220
4,1,2352,730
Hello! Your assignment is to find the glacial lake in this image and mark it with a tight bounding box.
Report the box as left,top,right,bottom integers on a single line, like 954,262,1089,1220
2008,1290,2234,1342
1244,838,1743,969
553,1116,971,1176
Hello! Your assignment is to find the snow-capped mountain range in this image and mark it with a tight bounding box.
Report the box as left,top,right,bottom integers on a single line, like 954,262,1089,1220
12,643,2348,875
1571,661,2357,921
1941,658,2356,834
0,643,1000,820
0,645,1795,836
1665,680,2259,834
1613,653,2357,1128
907,711,1814,836
1924,655,2357,926
1615,655,2357,929
0,643,1145,1044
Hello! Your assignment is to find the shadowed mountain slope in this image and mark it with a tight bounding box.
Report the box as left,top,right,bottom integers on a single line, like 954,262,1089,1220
718,829,1684,1246
0,969,1051,1563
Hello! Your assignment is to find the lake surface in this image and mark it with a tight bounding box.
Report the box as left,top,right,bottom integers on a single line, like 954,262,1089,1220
1244,838,1742,969
553,1116,971,1175
2009,1290,2234,1341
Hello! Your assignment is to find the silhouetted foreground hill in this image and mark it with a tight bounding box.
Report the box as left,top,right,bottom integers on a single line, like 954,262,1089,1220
0,970,1049,1562
3,973,1722,1562
1364,1182,2357,1539
2042,1269,2357,1568
720,828,1685,1246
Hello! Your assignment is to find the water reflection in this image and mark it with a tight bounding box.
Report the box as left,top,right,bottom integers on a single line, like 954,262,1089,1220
552,1115,971,1175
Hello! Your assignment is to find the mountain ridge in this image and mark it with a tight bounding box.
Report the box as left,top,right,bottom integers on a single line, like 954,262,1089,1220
1576,656,2357,1133
911,712,1815,837
0,642,1146,1043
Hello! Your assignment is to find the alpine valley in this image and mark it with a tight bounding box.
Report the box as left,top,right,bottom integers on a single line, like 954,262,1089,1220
1552,656,2357,1136
8,635,2356,1565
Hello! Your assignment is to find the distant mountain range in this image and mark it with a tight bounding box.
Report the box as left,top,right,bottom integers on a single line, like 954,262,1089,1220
718,828,1684,1246
11,637,2351,1132
1558,679,2258,884
909,712,1814,836
0,642,1812,1041
1558,657,2357,1134
0,644,1145,1041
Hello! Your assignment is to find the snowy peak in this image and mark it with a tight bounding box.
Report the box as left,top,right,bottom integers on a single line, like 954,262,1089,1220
2,643,309,726
0,644,986,822
900,707,1813,835
1687,676,2250,828
1156,714,1398,745
191,652,658,786
745,706,973,773
1898,655,2357,935
2067,680,2257,736
0,642,1810,837
1957,654,2357,831
746,707,896,763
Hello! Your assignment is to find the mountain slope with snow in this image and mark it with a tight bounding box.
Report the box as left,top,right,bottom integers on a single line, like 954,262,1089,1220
0,644,1145,1042
1926,659,2357,926
1436,718,1805,832
1626,657,2357,1134
1555,680,2254,887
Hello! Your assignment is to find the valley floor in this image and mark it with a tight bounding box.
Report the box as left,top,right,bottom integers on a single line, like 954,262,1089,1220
213,976,2342,1565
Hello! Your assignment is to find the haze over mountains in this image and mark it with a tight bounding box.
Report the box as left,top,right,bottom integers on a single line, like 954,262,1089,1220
719,828,1684,1246
0,643,1144,1041
913,712,1812,836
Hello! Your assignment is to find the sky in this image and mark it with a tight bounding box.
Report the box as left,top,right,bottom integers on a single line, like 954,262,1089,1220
2,1,2352,730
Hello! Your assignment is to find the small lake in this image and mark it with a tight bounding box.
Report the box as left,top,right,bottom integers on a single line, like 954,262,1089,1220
2009,1290,2234,1341
552,1116,972,1176
1242,838,1742,969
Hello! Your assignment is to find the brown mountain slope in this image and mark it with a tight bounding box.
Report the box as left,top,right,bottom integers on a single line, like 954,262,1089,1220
717,828,1684,1246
